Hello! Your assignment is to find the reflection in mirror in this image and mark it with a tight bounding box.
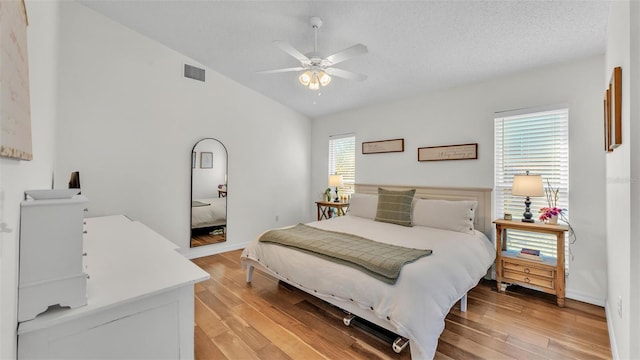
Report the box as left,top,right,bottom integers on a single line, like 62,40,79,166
190,138,228,247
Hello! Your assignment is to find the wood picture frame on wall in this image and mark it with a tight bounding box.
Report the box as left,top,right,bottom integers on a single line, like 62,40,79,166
362,138,404,154
418,143,478,162
608,66,622,150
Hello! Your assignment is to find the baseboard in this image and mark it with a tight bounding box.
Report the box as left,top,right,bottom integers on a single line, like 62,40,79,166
605,299,620,360
180,241,250,259
565,289,605,307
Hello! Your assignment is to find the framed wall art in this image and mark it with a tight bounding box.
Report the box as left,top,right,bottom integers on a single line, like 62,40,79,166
608,66,622,150
604,89,612,152
362,138,404,154
200,152,213,169
418,143,478,162
0,0,33,160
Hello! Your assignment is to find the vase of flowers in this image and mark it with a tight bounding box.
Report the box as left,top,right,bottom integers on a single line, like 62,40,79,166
539,180,564,224
539,207,561,224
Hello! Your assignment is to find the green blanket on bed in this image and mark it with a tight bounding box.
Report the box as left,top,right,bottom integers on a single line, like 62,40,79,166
259,223,432,284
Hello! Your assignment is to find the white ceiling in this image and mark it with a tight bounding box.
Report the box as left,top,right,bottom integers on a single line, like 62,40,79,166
78,0,610,119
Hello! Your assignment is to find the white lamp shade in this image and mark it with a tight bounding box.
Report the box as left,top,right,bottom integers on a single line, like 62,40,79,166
512,174,544,197
328,174,343,187
298,71,312,86
318,71,331,86
308,75,320,90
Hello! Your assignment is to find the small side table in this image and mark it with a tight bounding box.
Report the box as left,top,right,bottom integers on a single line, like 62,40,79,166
315,201,349,221
494,219,569,307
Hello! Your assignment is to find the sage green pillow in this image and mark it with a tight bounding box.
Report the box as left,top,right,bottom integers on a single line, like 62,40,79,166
374,188,416,227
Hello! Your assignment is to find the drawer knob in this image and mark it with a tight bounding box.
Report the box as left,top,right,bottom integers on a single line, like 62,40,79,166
524,277,530,283
524,268,530,274
83,230,88,234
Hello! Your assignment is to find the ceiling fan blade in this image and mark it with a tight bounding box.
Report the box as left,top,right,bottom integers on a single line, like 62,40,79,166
324,67,368,81
324,44,368,66
273,40,311,65
257,67,306,74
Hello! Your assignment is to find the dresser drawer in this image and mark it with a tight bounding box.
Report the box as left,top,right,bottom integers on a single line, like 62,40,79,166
503,260,555,279
503,270,555,290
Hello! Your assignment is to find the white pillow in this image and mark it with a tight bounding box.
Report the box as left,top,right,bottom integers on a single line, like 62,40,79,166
412,199,477,234
347,193,378,220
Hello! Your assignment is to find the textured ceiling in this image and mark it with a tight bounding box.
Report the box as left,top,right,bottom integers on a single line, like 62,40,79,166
78,1,610,119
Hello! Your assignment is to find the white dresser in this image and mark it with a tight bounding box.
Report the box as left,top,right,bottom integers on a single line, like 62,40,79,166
18,195,89,322
17,215,209,359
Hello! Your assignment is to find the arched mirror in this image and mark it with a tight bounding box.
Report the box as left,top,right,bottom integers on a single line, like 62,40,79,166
190,138,228,247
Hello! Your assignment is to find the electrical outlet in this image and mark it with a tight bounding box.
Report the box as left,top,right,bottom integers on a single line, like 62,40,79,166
275,215,279,222
617,296,623,318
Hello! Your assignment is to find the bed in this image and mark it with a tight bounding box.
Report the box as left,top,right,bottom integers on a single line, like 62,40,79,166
241,184,495,359
191,197,226,231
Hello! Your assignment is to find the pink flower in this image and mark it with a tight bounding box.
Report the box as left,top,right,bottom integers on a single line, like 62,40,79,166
539,207,564,221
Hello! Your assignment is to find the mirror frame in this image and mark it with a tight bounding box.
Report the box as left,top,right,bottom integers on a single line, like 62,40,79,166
190,138,228,248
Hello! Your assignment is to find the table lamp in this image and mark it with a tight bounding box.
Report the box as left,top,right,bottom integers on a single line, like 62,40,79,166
511,171,544,223
328,174,343,202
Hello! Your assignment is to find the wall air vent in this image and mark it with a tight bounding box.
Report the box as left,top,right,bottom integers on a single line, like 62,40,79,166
184,64,205,82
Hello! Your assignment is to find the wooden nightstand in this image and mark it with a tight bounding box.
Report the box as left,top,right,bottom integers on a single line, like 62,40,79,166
315,201,349,221
494,219,569,307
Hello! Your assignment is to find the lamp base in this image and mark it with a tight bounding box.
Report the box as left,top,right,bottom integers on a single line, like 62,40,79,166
521,196,535,223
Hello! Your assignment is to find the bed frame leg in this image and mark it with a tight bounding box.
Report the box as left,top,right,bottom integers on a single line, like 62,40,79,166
392,337,409,353
460,293,468,312
343,313,355,326
246,265,254,283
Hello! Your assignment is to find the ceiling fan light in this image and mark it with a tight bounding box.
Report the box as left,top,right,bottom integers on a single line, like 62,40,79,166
298,71,312,86
319,71,331,86
308,73,320,90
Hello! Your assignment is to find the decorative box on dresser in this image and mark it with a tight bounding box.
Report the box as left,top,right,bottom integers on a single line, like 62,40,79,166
494,219,569,307
18,194,89,322
17,215,209,359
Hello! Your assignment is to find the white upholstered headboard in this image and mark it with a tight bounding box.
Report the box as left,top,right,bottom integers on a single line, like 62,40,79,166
354,184,493,239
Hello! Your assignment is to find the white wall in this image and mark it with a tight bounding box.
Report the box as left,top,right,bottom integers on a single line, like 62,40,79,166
629,3,640,358
0,1,59,357
604,1,639,359
312,56,607,305
53,2,312,258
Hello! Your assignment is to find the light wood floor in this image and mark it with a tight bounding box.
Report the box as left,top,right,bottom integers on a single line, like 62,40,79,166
192,250,611,360
191,230,226,247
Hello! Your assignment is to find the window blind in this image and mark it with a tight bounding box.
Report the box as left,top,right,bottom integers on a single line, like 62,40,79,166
494,107,569,262
328,134,355,195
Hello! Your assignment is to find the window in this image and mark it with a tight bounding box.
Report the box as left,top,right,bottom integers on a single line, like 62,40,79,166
494,107,569,261
328,134,355,196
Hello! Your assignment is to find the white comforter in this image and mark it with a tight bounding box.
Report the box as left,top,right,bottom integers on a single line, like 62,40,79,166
241,215,495,359
191,197,226,229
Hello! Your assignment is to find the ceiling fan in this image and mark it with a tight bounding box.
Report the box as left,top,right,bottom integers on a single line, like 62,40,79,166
258,16,368,90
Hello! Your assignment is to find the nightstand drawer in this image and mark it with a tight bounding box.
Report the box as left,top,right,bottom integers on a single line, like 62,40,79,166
503,261,555,279
503,270,555,290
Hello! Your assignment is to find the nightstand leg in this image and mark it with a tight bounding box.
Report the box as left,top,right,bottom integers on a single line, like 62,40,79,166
557,297,565,307
498,282,507,292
